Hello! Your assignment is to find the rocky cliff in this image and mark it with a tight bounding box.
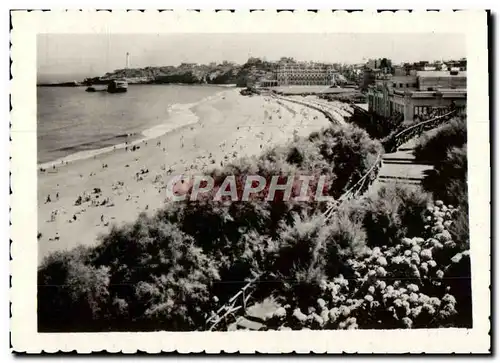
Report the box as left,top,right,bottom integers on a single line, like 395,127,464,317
83,60,277,87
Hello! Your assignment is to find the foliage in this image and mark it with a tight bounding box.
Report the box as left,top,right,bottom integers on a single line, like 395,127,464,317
38,121,382,332
414,117,467,164
38,111,472,332
347,107,404,141
38,246,111,331
360,184,431,248
265,199,472,330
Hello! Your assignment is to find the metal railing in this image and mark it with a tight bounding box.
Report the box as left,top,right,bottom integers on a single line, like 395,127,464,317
205,100,459,331
383,110,457,153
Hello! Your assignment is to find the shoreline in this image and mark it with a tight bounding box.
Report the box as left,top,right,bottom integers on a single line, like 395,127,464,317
38,90,333,263
38,88,231,169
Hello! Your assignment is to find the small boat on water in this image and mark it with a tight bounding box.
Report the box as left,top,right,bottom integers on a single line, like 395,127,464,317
107,80,128,93
85,86,97,92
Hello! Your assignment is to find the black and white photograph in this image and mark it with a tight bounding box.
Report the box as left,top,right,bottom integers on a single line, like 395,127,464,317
10,10,490,353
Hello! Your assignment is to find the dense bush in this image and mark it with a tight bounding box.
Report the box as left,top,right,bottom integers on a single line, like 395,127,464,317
360,184,431,248
414,117,467,164
38,109,471,331
38,246,111,331
38,122,382,332
264,198,472,330
347,107,404,140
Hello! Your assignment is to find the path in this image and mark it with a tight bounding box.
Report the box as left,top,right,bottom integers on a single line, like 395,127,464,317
370,138,433,192
208,96,456,331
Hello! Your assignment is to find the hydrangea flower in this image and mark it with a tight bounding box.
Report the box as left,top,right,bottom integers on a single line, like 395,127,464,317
444,241,457,249
410,254,421,265
451,253,463,264
420,249,433,261
376,266,387,277
402,317,413,328
436,270,445,279
391,256,404,265
402,238,413,247
411,306,423,318
442,294,457,305
320,309,330,323
409,293,419,304
407,284,419,293
317,298,327,309
364,294,374,303
427,260,437,269
329,308,340,322
293,308,308,322
422,304,436,315
377,256,388,266
426,238,439,246
377,281,387,291
436,231,452,242
419,294,431,304
429,297,441,307
339,305,351,317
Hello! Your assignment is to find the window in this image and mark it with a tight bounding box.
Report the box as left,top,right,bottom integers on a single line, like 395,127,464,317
399,83,403,88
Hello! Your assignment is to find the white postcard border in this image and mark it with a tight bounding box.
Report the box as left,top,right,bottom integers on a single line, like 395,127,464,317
10,10,490,353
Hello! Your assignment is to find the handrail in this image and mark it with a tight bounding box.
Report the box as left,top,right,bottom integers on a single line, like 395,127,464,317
209,97,459,331
393,110,456,139
322,108,458,220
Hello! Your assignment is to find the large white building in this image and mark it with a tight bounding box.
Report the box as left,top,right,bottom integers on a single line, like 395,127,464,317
367,70,467,121
275,63,337,86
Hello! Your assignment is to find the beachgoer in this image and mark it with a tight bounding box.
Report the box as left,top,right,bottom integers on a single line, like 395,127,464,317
101,214,104,223
45,194,51,203
73,214,77,221
56,192,59,200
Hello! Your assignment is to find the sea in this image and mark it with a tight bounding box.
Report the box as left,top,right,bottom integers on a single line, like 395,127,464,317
37,84,227,166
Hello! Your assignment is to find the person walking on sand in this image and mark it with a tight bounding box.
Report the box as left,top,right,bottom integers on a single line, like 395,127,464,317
101,214,104,223
45,194,51,204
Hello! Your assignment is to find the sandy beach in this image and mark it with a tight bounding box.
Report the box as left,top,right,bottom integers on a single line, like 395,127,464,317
37,89,333,263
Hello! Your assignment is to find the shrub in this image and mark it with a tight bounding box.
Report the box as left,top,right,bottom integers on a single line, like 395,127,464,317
361,184,431,247
414,117,467,164
422,144,468,207
37,120,384,332
265,200,472,331
38,246,111,331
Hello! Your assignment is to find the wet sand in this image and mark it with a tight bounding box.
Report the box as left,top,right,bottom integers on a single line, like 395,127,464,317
37,89,332,263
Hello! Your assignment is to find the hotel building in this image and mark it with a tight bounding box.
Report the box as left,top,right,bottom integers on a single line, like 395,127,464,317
275,63,337,86
367,70,467,121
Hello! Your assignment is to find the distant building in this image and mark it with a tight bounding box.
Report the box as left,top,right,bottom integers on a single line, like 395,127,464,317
367,70,466,121
275,62,337,86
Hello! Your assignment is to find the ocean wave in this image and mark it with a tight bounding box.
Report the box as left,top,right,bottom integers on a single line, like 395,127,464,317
37,91,228,169
37,97,211,169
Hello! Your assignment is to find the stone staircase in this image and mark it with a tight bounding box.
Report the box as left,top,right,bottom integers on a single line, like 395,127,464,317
375,138,433,188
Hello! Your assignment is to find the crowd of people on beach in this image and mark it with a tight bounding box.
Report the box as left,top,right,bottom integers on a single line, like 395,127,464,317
39,93,334,249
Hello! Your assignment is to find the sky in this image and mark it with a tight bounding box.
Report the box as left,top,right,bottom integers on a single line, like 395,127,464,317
37,33,466,82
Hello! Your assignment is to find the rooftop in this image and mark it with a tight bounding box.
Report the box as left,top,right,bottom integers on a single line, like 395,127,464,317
417,70,467,78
